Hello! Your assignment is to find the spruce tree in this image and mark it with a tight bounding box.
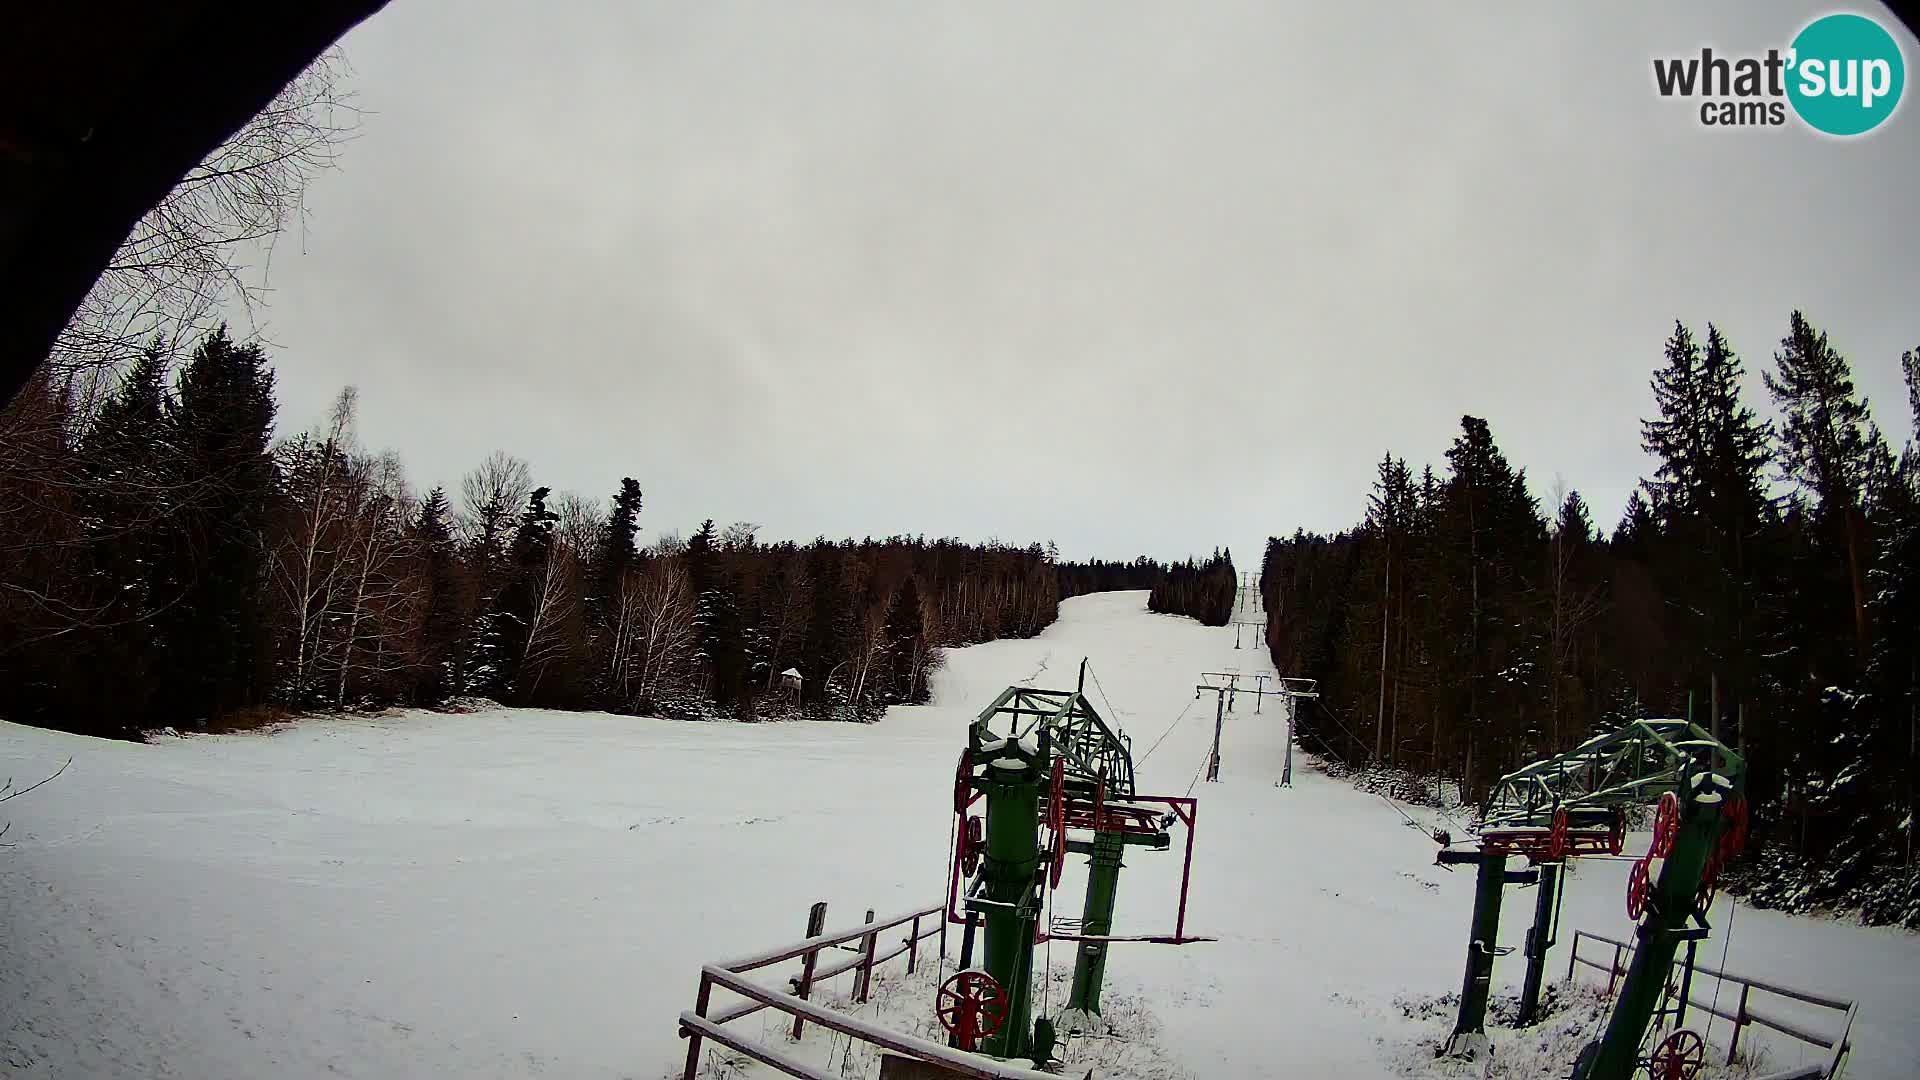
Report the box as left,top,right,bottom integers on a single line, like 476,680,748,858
1638,322,1779,744
1612,490,1657,551
412,487,461,705
1767,310,1878,655
1850,354,1920,918
599,478,643,607
1642,321,1708,517
584,477,644,706
883,576,930,704
686,518,746,711
75,343,176,726
1696,324,1778,747
799,543,849,715
480,486,557,703
1438,415,1543,795
160,327,278,726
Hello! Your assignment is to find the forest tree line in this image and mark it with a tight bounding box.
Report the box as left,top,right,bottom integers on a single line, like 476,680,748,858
1148,550,1238,626
1260,311,1919,925
0,329,1214,740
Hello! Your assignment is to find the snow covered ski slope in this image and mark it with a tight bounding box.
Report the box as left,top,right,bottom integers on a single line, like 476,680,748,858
2,591,1915,1078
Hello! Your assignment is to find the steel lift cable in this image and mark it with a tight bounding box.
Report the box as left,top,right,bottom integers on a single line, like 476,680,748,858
1085,665,1126,730
1293,713,1447,848
1310,697,1471,837
1135,695,1199,767
1185,743,1211,797
1704,897,1738,1051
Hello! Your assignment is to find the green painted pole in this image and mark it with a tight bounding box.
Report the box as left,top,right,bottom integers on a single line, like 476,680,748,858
1517,861,1561,1026
1065,828,1125,1014
1445,850,1509,1054
1575,800,1723,1080
980,754,1041,1059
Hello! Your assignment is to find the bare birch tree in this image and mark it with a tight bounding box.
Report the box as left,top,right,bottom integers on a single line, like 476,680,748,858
268,388,357,704
333,451,423,705
518,531,582,699
624,555,697,711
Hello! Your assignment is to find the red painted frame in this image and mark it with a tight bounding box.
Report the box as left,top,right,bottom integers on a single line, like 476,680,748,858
946,790,1209,947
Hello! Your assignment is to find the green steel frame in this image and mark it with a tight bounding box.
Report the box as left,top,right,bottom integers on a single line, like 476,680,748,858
1440,718,1745,1080
1482,719,1743,831
953,678,1196,1064
969,685,1136,797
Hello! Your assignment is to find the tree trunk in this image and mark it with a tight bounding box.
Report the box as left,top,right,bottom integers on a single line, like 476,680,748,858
1844,505,1870,658
1376,551,1391,762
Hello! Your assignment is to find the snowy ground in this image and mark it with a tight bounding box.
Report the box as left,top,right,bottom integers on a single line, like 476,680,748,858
2,591,1915,1079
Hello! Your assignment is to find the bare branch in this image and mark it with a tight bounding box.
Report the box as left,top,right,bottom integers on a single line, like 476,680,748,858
0,756,72,804
44,51,360,384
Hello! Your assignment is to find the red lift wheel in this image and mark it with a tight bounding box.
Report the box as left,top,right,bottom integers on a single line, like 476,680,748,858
1608,807,1627,856
1046,758,1068,888
1627,857,1652,921
1723,796,1749,855
960,815,984,876
1652,792,1681,858
1649,1028,1705,1080
1548,807,1570,861
954,748,974,815
936,970,1008,1052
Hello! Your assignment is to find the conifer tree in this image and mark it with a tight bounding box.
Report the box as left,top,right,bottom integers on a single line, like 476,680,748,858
412,487,460,705
1438,415,1543,794
160,327,277,726
1642,321,1708,517
799,543,850,715
685,518,747,711
883,575,930,704
479,486,557,703
1767,310,1879,655
599,478,643,607
75,343,176,725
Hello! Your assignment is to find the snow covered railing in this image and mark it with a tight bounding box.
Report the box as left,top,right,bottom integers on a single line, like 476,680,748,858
1566,929,1856,1078
680,900,1055,1080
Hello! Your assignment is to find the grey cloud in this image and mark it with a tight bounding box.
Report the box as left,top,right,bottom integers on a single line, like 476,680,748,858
242,1,1920,565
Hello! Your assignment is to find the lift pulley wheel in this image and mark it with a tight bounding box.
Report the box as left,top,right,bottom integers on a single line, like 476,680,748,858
954,748,974,815
936,970,1008,1052
1047,757,1067,889
1652,791,1682,858
1649,1028,1706,1080
960,814,984,876
1627,857,1652,921
1608,807,1627,856
1721,796,1749,859
1548,807,1570,862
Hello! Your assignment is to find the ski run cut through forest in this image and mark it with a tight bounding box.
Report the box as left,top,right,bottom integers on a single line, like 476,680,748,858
2,592,1915,1079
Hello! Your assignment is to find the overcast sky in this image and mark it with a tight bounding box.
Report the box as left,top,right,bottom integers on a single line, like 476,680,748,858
240,2,1919,567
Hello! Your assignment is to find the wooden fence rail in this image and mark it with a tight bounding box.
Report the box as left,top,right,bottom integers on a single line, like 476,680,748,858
1566,929,1855,1078
679,899,1060,1080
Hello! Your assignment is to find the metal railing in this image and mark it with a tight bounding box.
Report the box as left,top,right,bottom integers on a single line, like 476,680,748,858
678,900,1060,1080
1566,929,1856,1078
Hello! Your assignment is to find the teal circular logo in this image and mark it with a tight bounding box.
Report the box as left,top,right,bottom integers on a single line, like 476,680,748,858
1787,13,1905,136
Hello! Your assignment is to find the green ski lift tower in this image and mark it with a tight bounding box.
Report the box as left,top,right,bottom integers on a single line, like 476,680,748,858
940,665,1208,1065
1433,718,1748,1080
